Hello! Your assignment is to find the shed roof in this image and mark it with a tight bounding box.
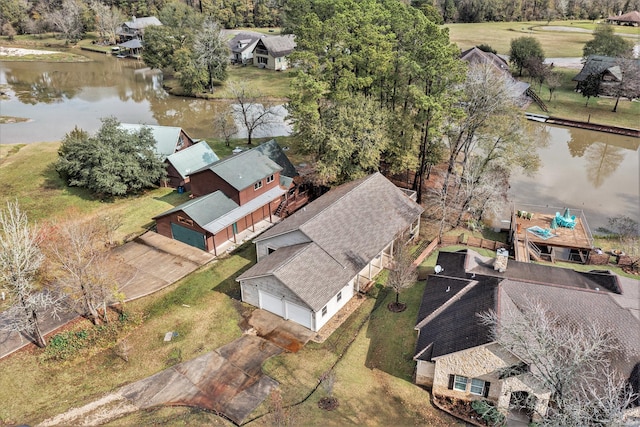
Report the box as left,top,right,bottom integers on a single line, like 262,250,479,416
573,55,640,82
257,35,296,57
118,39,143,49
153,190,238,225
165,141,219,179
460,46,510,73
120,123,187,159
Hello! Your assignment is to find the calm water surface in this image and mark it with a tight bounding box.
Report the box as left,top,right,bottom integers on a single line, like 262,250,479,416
0,51,637,230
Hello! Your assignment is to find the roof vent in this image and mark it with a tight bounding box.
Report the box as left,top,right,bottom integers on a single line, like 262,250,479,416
434,265,443,274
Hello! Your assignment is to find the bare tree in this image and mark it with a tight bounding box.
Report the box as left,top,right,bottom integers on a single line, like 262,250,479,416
0,201,60,348
193,18,229,93
47,0,85,43
44,216,117,325
545,70,561,101
213,110,238,147
611,58,640,113
478,302,636,425
229,82,279,145
89,1,123,45
268,388,297,427
386,240,417,311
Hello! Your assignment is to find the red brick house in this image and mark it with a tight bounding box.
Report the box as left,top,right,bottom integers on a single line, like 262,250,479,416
164,141,219,190
153,140,298,254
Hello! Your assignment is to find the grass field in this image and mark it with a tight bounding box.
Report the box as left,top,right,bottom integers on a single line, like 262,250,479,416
446,19,640,57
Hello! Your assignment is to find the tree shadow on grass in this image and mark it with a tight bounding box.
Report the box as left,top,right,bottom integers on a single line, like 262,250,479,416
152,190,191,208
42,162,97,201
213,242,256,301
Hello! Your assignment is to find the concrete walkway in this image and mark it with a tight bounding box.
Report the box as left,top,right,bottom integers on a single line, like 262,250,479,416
0,232,215,359
38,310,314,426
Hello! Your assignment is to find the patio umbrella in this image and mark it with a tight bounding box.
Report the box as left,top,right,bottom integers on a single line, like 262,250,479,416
550,217,558,229
563,207,571,219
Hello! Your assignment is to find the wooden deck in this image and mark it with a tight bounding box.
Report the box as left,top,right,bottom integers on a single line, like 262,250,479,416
513,212,593,251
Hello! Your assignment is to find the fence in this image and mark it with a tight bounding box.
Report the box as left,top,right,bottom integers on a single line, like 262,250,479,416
412,233,508,269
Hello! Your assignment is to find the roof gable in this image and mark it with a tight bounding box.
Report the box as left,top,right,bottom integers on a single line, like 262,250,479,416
573,55,640,82
256,35,296,57
120,123,186,159
166,141,219,179
198,149,282,191
228,33,263,53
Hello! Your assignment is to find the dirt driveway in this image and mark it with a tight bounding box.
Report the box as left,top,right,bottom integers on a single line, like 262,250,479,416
39,310,315,426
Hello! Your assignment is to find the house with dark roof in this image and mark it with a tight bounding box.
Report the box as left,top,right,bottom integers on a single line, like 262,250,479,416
607,10,640,26
116,16,162,42
573,55,640,98
414,249,640,422
236,172,423,332
119,123,196,160
228,33,263,65
153,140,299,254
253,35,296,71
460,47,531,104
164,141,219,190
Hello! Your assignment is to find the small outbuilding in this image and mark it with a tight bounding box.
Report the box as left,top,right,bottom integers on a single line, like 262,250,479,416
607,10,640,26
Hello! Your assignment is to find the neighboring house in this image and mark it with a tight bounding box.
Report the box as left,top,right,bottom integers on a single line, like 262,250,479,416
119,123,196,160
116,16,162,42
573,55,640,98
236,172,424,332
460,46,530,104
253,35,296,71
607,10,640,26
228,33,263,65
414,249,640,422
164,141,219,190
153,140,298,254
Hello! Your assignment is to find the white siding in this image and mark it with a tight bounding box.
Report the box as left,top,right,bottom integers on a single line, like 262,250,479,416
313,282,353,332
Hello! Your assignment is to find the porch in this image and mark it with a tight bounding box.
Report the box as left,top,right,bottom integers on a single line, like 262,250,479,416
215,217,282,256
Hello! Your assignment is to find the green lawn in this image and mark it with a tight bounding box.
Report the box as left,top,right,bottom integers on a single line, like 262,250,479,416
445,19,639,57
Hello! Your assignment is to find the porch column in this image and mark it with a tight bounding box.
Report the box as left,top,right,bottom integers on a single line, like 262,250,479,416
269,203,273,223
251,212,255,232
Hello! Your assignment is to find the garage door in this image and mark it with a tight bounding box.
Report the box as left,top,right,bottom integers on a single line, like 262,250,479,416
285,301,312,329
171,223,206,251
259,291,284,317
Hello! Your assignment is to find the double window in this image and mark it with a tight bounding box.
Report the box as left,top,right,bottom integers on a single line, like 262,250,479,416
254,180,263,190
266,174,274,184
450,374,490,397
321,306,327,316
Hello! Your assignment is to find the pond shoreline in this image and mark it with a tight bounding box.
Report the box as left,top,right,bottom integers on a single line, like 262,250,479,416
526,113,640,137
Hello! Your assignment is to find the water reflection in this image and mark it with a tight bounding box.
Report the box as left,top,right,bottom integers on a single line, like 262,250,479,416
509,124,639,230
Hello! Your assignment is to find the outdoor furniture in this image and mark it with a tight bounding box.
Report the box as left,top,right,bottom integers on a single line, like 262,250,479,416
555,212,576,229
527,226,557,240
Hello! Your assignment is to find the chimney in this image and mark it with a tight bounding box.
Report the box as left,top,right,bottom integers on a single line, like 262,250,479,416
494,248,509,273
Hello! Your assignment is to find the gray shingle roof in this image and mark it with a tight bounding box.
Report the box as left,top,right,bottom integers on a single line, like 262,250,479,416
258,35,296,57
166,141,219,179
573,55,640,82
123,16,162,29
242,173,424,310
153,190,238,226
254,139,298,179
228,33,262,53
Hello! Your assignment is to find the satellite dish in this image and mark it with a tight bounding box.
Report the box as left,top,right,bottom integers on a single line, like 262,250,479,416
434,265,443,274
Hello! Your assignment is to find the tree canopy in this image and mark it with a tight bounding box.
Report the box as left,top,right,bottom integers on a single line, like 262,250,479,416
583,24,634,59
56,117,166,198
509,36,545,76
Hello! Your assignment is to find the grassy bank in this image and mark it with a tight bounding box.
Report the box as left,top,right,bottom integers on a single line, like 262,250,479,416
526,67,640,129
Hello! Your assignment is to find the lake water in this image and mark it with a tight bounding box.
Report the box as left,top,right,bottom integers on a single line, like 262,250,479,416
0,50,637,231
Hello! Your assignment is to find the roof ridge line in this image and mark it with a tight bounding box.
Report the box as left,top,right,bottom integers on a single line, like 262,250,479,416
415,278,478,330
299,173,379,235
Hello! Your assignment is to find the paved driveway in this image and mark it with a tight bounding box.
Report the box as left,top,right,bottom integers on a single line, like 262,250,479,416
0,232,214,359
39,311,315,426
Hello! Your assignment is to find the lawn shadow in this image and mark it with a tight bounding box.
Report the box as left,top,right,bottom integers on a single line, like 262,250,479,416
214,242,256,301
152,189,191,208
42,162,97,201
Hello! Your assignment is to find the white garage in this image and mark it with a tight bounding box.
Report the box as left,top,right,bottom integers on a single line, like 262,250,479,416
259,291,284,317
285,301,312,329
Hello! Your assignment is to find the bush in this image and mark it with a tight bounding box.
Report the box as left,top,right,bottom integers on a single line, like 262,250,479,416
472,399,506,426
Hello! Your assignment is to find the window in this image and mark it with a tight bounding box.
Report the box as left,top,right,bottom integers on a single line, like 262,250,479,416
254,180,263,190
470,378,486,395
177,215,194,227
266,174,274,184
337,291,342,302
257,56,268,64
454,375,468,392
268,247,276,254
321,306,327,316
